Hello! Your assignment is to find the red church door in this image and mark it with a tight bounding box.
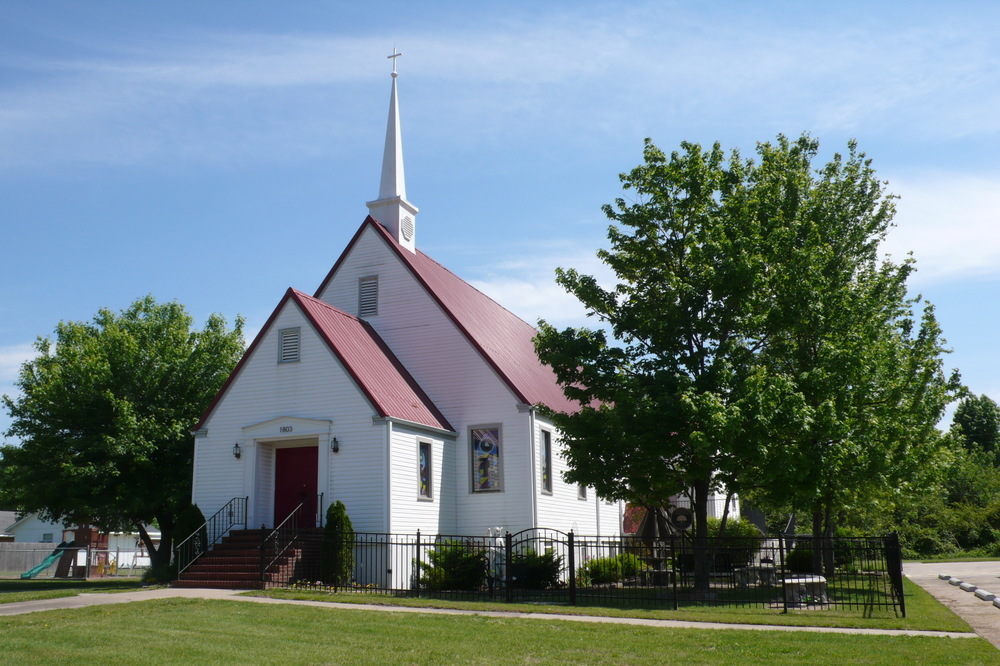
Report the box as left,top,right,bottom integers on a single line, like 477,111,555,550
274,445,318,528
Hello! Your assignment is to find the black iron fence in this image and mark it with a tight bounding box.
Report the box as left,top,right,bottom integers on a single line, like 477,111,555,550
262,528,905,616
174,496,248,575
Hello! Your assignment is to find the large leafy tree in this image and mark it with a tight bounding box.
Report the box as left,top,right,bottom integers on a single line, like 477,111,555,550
1,296,244,567
535,138,773,568
951,394,1000,464
741,139,958,571
535,135,957,572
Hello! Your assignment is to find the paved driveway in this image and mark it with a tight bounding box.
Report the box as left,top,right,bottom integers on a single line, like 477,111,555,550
906,560,1000,649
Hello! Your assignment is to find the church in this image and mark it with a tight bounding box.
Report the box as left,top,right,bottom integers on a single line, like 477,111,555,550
189,59,623,540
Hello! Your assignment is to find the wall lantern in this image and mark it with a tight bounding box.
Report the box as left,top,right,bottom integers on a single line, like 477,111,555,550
233,442,242,459
331,437,340,454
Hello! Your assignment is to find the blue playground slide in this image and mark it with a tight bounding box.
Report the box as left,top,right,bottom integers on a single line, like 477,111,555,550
20,542,74,580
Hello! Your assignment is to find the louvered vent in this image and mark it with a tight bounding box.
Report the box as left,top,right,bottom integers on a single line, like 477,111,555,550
402,215,414,241
278,328,300,363
359,276,378,317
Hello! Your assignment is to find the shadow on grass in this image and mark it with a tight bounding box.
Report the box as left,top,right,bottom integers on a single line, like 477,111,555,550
0,578,145,593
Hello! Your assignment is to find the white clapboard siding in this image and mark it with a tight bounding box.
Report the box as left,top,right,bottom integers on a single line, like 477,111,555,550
317,226,537,534
532,415,623,537
386,425,449,535
193,300,388,532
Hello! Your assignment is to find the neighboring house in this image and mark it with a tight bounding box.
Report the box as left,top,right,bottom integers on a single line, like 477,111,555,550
4,512,67,543
2,511,159,551
0,510,20,542
190,67,624,541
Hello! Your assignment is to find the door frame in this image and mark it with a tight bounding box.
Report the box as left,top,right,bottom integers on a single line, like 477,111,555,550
240,416,333,528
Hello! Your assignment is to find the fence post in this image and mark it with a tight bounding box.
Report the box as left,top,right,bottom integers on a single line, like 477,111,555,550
568,531,576,606
886,531,906,618
415,530,421,598
779,534,787,614
670,535,678,611
505,532,513,603
332,522,341,593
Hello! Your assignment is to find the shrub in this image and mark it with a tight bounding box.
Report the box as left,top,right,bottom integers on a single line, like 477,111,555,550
577,553,644,586
510,548,563,590
419,540,486,590
174,503,207,551
706,516,765,567
785,547,815,574
322,501,355,586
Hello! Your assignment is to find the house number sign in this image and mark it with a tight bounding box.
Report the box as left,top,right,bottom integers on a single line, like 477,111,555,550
279,426,294,433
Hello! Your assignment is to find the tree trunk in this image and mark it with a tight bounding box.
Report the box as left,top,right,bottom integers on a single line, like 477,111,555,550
139,520,173,570
692,477,711,593
811,507,823,575
822,503,835,579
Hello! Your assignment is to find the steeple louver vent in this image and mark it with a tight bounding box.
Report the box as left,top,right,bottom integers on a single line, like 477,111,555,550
359,276,379,317
279,328,300,363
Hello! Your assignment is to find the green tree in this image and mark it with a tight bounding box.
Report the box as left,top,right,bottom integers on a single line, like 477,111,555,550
740,138,959,573
535,135,957,581
951,394,1000,464
535,137,776,590
1,296,244,568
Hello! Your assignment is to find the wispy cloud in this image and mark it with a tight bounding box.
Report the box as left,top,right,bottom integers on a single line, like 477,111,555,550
0,343,34,385
885,173,1000,284
2,4,999,169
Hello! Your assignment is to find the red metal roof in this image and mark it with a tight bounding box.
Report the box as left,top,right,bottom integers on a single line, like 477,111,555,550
290,289,452,431
315,217,581,414
195,287,452,433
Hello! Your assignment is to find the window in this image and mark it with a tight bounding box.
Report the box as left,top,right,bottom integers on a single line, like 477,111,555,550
418,441,432,499
471,426,502,492
578,484,587,500
278,327,300,363
359,276,378,317
540,430,552,494
42,533,53,543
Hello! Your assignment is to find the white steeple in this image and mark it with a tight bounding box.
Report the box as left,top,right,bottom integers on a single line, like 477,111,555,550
367,49,418,253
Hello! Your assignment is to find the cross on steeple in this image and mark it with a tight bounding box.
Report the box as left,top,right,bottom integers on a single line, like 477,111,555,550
388,48,401,78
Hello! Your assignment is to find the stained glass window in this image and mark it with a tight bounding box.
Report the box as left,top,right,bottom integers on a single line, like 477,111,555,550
471,427,502,492
419,441,432,498
541,430,552,494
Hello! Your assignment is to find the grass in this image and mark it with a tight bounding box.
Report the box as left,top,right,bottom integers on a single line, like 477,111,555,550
248,578,971,633
0,597,996,665
0,578,149,604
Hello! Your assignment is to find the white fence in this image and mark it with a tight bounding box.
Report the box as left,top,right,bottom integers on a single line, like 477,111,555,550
0,543,150,579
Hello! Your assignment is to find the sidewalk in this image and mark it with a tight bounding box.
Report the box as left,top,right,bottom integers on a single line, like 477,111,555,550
0,585,979,641
905,561,1000,649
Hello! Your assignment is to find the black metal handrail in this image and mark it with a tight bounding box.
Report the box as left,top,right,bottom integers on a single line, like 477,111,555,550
174,496,248,574
260,503,303,581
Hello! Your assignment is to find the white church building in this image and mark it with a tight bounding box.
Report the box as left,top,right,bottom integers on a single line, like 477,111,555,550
190,62,623,540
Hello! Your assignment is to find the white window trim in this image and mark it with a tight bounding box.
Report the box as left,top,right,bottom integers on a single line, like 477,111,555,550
417,440,433,501
470,424,503,493
540,429,553,495
578,484,588,500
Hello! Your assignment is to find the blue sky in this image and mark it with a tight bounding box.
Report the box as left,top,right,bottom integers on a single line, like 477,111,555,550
2,1,1000,436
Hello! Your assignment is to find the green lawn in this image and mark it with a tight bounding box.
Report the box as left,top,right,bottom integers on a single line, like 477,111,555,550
0,578,148,604
0,598,996,665
251,578,971,633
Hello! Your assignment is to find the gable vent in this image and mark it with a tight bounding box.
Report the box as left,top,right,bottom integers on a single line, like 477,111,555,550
279,328,300,363
359,276,379,318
